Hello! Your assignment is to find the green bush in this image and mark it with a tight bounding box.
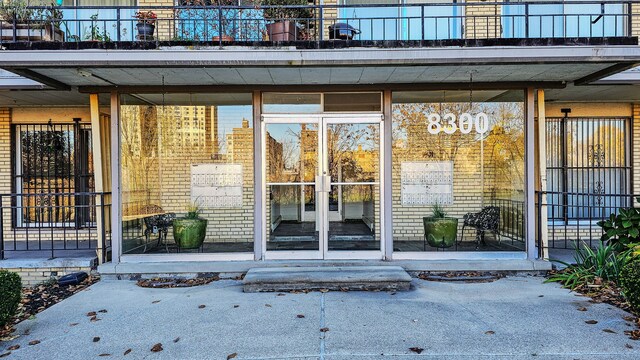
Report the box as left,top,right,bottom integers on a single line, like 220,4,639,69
0,270,22,327
597,197,640,251
620,258,640,313
547,241,627,290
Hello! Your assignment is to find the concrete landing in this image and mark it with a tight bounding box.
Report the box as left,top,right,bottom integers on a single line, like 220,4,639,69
243,266,412,292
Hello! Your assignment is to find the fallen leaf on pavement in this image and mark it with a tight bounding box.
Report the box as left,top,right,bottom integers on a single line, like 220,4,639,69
0,353,10,358
69,323,79,326
585,320,598,325
152,300,160,304
90,316,100,322
409,347,424,354
198,305,206,309
98,309,108,313
93,337,101,342
626,344,634,349
603,329,617,334
233,305,239,308
87,311,97,316
28,340,40,346
124,349,132,355
277,293,285,296
485,331,495,335
320,327,329,332
577,307,587,311
227,353,238,359
173,337,180,343
265,304,272,308
98,354,111,357
7,345,19,351
297,314,305,318
151,343,163,352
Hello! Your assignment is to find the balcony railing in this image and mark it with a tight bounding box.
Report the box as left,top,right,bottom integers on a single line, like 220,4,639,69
0,2,636,47
0,192,112,262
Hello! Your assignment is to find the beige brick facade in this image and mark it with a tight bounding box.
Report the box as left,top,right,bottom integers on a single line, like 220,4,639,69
465,0,502,39
138,0,175,40
1,266,94,287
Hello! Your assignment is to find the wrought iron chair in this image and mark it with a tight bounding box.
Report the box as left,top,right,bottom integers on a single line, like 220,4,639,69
460,206,500,249
143,212,176,253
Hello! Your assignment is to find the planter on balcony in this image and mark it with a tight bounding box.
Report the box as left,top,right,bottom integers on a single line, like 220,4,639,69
136,23,155,38
0,23,63,42
266,21,297,41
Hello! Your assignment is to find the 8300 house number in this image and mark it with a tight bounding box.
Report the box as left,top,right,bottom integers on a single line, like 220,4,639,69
427,112,489,135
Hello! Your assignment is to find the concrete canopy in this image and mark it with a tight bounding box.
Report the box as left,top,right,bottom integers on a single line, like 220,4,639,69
0,46,638,105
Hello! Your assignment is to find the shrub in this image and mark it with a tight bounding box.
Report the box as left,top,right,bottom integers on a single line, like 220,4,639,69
0,270,22,327
547,241,627,290
598,197,640,251
620,258,640,313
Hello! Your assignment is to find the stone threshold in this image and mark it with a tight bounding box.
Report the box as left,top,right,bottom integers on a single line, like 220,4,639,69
0,256,97,269
98,259,552,280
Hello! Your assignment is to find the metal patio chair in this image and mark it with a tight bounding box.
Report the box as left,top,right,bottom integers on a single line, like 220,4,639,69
460,206,500,249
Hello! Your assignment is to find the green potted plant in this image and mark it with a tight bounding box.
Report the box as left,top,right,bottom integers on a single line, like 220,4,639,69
261,0,312,41
172,202,208,250
133,10,157,39
423,203,458,249
0,1,64,42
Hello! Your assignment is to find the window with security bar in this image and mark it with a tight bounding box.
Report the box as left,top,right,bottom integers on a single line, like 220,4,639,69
545,117,631,222
13,122,95,228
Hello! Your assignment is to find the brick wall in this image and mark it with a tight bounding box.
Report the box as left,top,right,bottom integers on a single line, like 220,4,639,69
2,266,94,287
634,104,640,195
633,3,640,39
465,0,502,39
0,108,11,238
138,0,175,40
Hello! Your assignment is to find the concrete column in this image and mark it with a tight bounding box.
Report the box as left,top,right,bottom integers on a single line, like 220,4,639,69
383,90,393,260
110,92,122,264
525,88,537,260
536,90,549,259
253,91,263,260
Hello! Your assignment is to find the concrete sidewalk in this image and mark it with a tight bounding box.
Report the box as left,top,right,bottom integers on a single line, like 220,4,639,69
1,276,639,359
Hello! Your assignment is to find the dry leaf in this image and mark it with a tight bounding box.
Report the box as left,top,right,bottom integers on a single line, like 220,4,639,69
585,320,598,325
319,289,329,293
297,314,305,318
233,305,239,308
98,354,111,357
198,305,206,309
0,353,10,358
265,304,272,308
277,293,286,296
625,343,634,349
98,309,108,313
485,331,495,335
90,316,100,322
409,347,424,354
28,340,40,346
577,307,588,311
86,311,97,317
7,345,19,351
227,353,238,360
151,343,163,352
124,349,132,355
603,329,617,334
152,300,160,304
320,327,329,332
69,323,79,326
173,337,180,343
93,337,101,342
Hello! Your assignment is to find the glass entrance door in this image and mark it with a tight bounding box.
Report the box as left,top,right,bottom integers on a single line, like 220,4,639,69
263,115,383,259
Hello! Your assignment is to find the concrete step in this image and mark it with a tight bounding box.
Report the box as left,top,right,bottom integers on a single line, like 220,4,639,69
243,266,412,292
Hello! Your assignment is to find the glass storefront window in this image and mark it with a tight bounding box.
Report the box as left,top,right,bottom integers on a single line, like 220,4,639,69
119,93,254,255
392,90,526,252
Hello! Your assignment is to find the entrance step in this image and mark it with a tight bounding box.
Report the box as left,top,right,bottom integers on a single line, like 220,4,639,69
243,266,412,292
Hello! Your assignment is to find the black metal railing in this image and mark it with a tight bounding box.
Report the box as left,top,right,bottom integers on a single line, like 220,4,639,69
0,2,636,46
535,190,635,255
491,198,525,242
0,192,112,262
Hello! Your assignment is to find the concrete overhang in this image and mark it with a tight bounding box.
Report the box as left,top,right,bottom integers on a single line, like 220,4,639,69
0,46,637,92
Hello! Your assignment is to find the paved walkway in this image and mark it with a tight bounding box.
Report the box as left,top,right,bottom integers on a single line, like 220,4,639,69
2,276,639,359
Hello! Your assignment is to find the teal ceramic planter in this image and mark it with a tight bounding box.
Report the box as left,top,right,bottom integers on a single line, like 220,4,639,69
423,217,458,248
172,218,207,249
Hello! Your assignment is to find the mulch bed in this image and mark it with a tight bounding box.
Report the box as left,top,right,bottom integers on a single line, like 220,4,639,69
546,269,640,340
136,274,221,288
0,275,99,342
418,271,505,283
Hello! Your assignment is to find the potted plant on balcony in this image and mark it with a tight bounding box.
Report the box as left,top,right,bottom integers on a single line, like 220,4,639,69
172,202,208,250
133,10,157,39
423,203,458,249
261,0,312,41
0,1,64,42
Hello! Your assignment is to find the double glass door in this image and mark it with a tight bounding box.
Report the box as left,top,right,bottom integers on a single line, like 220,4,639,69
263,114,382,259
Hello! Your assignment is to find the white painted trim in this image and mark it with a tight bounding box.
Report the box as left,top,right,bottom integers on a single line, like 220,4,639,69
393,251,527,261
121,253,255,263
264,251,323,260
253,91,263,261
525,88,537,260
383,90,393,261
110,91,122,263
324,251,383,260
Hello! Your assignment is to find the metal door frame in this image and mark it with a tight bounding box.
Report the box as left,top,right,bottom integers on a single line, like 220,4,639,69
261,113,384,260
